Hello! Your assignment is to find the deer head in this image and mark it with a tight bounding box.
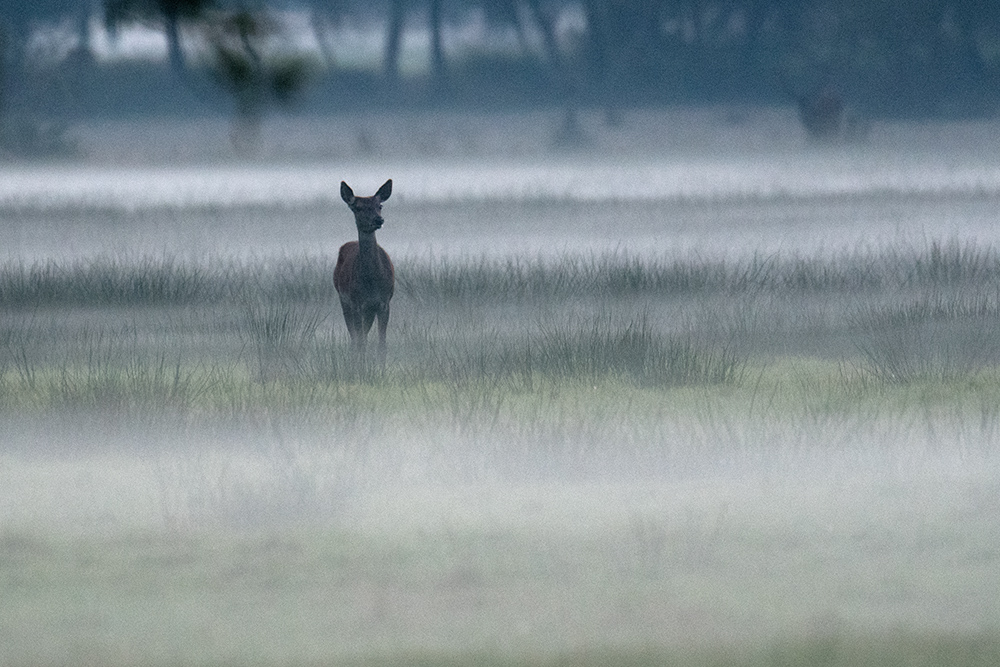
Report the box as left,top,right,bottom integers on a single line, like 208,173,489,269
341,179,392,234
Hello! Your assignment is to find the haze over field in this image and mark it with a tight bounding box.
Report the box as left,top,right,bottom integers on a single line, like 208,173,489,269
0,107,999,664
4,110,1000,263
3,0,1000,657
0,2,998,665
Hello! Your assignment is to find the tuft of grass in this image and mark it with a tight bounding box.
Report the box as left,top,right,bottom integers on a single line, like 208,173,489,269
45,332,217,412
908,239,1000,287
239,297,328,382
851,292,1000,384
386,314,743,390
397,242,1000,304
0,256,220,308
528,314,744,387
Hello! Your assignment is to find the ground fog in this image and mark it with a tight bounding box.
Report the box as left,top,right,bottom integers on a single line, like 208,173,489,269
1,109,1000,665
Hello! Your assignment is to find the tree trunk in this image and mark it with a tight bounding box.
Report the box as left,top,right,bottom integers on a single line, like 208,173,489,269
384,0,404,80
164,9,186,75
0,19,28,120
524,0,561,69
0,24,6,123
429,0,446,84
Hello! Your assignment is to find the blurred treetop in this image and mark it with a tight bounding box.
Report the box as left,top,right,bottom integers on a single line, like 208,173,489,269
0,0,998,122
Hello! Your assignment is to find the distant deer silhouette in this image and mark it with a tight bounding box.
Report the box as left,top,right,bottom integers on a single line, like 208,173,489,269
334,179,394,361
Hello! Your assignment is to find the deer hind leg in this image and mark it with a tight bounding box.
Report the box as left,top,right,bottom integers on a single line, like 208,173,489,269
360,308,378,353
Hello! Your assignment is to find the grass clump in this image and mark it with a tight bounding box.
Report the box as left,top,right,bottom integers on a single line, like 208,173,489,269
528,314,742,387
0,326,219,413
851,292,1000,384
397,240,1000,304
389,313,744,391
0,256,220,308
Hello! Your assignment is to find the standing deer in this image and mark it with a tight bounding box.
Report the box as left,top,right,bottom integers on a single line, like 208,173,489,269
334,179,394,361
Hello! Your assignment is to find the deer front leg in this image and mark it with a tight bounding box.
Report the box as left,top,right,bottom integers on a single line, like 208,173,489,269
340,301,364,351
376,305,390,364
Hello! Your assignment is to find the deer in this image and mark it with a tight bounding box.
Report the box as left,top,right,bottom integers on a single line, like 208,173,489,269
334,179,394,362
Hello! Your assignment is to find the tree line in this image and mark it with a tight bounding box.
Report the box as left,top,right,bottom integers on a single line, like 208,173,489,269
0,1,998,152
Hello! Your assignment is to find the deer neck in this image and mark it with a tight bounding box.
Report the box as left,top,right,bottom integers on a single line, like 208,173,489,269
356,230,381,264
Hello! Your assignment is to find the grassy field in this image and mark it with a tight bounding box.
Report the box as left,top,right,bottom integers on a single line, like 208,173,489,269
2,243,1000,665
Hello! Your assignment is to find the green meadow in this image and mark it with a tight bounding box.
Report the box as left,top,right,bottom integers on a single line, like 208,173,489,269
2,243,999,665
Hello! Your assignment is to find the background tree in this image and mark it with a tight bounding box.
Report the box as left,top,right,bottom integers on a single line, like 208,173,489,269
204,6,315,152
104,1,315,151
0,0,82,156
104,0,217,75
382,0,446,84
0,0,997,150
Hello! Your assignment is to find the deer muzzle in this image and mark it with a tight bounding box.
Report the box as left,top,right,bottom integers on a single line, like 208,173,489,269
360,217,383,233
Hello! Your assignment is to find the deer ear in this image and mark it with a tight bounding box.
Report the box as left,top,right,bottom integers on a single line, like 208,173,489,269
376,179,392,202
340,181,355,205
